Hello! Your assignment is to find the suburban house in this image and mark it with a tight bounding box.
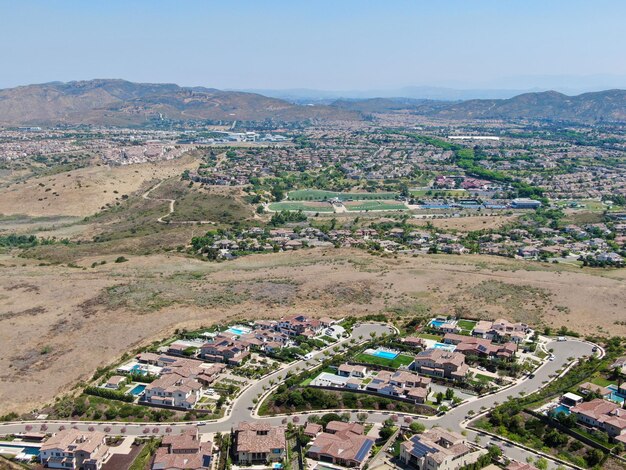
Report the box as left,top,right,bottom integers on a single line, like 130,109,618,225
508,461,539,470
152,429,212,470
570,398,626,438
143,372,202,409
401,336,426,350
233,422,286,464
365,370,431,403
442,333,517,360
104,375,126,389
200,335,250,365
399,429,485,470
40,429,111,470
307,421,374,468
410,350,470,380
485,319,529,343
338,364,368,378
277,315,323,337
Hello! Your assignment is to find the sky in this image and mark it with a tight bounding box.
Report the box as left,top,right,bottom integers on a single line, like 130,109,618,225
1,0,625,92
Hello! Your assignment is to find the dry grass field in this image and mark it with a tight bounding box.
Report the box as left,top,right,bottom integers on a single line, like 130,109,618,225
409,214,518,232
1,248,624,415
0,155,198,218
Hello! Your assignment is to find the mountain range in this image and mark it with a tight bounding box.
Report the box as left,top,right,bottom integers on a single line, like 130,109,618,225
0,79,357,126
0,79,624,126
330,90,626,123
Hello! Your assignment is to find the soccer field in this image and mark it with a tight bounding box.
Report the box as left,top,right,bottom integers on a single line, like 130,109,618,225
344,200,407,211
268,201,334,212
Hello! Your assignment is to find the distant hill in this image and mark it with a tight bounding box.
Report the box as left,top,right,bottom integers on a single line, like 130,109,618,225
0,80,624,126
0,79,359,126
427,90,626,122
331,90,626,123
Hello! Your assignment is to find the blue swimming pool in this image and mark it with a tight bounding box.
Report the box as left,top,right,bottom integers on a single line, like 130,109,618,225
607,385,625,403
430,319,446,328
129,384,146,396
0,444,40,456
432,342,456,352
552,404,570,416
226,326,250,336
367,348,399,360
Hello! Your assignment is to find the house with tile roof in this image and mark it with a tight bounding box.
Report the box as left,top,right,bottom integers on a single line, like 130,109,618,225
399,428,485,470
234,422,286,464
571,398,626,438
410,350,470,380
307,421,374,468
40,429,110,470
152,429,212,470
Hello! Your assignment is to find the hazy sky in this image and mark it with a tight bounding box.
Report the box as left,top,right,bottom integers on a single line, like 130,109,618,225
1,0,625,91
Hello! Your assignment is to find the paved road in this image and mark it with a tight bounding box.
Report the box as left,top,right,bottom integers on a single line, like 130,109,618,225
0,329,596,468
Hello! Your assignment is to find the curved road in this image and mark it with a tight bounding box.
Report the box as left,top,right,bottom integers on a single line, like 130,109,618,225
0,326,596,468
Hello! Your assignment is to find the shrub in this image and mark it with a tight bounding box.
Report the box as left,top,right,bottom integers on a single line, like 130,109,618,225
84,386,134,402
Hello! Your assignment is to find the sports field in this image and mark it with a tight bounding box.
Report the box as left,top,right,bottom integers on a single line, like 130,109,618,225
268,201,334,212
287,189,398,201
344,200,407,211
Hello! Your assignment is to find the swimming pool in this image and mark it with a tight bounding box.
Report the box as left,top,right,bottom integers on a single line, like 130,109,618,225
552,404,570,416
0,444,40,456
226,326,251,336
432,342,456,352
429,319,447,328
367,348,399,360
607,385,625,403
129,384,146,396
373,350,398,360
130,364,147,375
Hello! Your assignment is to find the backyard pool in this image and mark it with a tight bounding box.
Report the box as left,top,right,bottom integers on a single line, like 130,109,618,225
607,385,625,403
226,326,251,336
432,342,456,352
129,384,146,396
552,404,571,416
429,319,447,328
368,348,399,360
0,444,40,456
130,364,147,375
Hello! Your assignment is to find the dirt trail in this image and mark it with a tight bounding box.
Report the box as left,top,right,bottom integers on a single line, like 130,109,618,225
142,180,215,225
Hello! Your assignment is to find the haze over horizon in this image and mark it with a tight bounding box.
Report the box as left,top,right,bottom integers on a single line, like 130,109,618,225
1,0,626,95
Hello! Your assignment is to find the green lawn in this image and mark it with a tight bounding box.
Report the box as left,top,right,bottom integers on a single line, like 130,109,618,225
591,376,614,387
268,201,334,212
457,320,477,331
354,352,414,368
345,200,407,212
417,333,442,341
475,373,494,383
